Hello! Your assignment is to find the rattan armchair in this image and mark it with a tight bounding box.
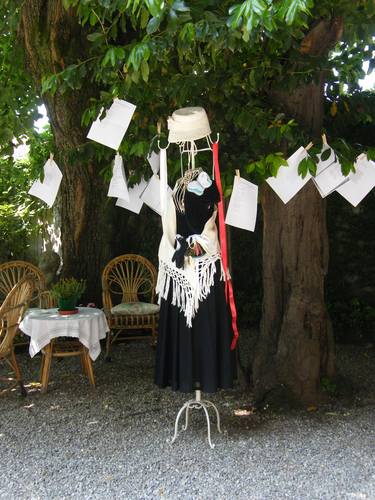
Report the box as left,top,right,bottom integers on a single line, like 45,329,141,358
0,277,35,396
102,254,159,360
38,290,57,309
0,260,45,305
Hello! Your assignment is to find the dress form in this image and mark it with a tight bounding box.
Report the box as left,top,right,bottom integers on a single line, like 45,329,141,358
155,107,236,448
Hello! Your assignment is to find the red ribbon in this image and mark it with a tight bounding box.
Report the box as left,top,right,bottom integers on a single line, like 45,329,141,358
213,142,239,350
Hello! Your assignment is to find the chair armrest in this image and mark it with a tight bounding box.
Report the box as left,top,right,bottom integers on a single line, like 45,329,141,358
102,307,112,318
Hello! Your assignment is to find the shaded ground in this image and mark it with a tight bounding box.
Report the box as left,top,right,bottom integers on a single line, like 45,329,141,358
0,340,374,499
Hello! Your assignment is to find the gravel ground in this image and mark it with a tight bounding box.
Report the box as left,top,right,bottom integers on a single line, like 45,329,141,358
0,340,374,500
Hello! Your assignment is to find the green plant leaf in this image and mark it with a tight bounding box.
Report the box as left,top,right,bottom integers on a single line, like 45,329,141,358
278,0,312,25
320,148,332,162
298,157,309,179
87,32,105,42
147,16,161,34
141,60,149,82
367,148,375,161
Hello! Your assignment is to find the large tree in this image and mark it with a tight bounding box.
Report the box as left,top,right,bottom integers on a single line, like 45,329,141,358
1,0,374,402
17,2,119,303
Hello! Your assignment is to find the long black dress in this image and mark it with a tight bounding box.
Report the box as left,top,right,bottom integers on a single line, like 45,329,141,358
154,181,236,393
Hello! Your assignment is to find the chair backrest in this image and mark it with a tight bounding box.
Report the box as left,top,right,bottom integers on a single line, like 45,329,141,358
38,290,57,309
0,260,45,303
102,254,157,308
0,277,35,357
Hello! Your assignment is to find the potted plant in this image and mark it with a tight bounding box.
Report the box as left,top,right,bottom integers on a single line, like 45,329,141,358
51,278,86,315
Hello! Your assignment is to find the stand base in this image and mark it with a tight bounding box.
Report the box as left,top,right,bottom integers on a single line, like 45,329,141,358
169,390,222,449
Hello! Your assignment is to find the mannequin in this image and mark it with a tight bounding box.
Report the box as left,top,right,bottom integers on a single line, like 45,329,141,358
154,107,236,395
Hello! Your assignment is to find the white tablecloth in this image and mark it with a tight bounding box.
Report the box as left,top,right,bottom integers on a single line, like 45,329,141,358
19,307,109,360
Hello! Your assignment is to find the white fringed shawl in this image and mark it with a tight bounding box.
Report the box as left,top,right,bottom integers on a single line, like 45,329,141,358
156,197,224,327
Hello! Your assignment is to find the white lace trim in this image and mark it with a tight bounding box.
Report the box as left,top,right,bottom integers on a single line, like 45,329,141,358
156,253,224,328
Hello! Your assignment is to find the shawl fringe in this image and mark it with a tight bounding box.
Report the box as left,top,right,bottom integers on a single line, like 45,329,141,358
156,253,224,327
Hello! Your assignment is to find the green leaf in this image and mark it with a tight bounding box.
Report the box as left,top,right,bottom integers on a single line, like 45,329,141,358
255,161,265,176
172,1,190,12
87,32,105,42
298,157,309,179
341,160,354,176
102,48,115,67
89,11,97,26
131,70,140,83
227,0,266,30
320,148,332,162
246,162,255,173
41,74,58,95
278,0,312,25
140,8,149,29
147,16,161,34
128,43,150,71
140,60,149,82
227,4,244,29
145,0,164,18
179,22,195,43
367,148,375,161
308,159,317,177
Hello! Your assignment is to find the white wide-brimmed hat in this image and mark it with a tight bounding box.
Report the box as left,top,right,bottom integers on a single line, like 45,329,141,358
167,106,211,143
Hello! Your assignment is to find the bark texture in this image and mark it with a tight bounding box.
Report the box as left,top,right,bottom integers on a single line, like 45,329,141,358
254,18,343,404
19,1,116,304
255,181,335,403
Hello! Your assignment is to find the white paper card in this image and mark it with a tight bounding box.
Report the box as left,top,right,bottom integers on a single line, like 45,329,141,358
116,178,147,214
314,161,351,198
266,146,310,204
140,174,172,216
108,154,129,200
87,98,136,150
313,143,351,198
225,176,258,232
147,151,160,174
336,155,375,207
28,158,62,208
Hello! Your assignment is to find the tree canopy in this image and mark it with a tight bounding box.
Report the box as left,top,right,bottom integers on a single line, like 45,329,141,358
0,1,374,187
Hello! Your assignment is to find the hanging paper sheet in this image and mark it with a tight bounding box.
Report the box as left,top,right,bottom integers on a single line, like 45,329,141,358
266,146,311,204
225,176,258,232
336,155,375,207
313,144,351,198
87,98,136,150
108,153,129,201
116,178,147,214
28,157,62,208
140,174,172,216
147,150,160,175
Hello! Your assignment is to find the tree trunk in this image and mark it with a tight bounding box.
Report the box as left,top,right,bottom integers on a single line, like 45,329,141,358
255,181,335,404
253,19,343,405
19,1,117,304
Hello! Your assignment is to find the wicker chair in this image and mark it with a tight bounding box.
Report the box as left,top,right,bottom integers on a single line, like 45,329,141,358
102,254,159,360
36,292,94,393
0,277,35,396
0,260,45,305
38,290,57,309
